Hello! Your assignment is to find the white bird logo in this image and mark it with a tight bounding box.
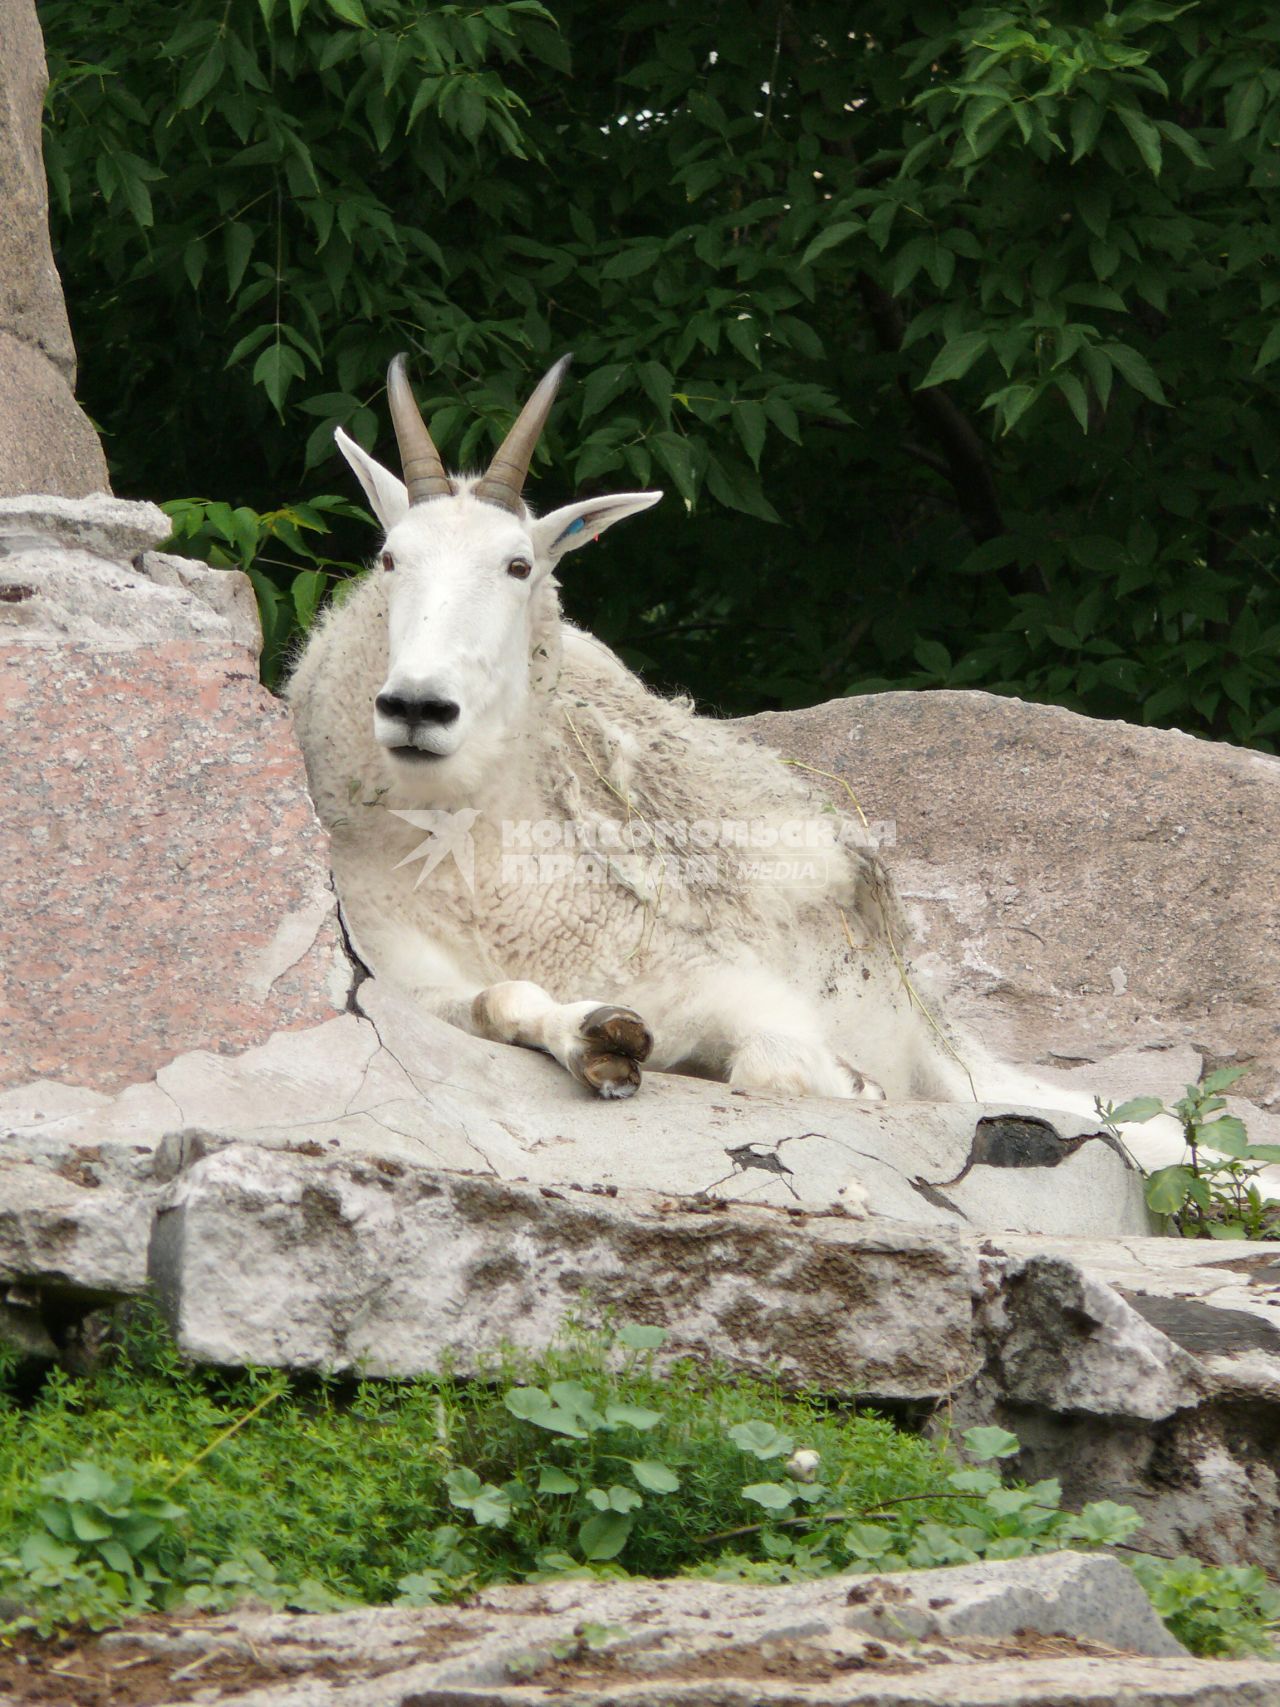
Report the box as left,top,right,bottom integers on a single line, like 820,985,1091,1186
389,808,480,895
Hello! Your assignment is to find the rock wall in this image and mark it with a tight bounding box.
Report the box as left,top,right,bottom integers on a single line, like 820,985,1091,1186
0,0,109,495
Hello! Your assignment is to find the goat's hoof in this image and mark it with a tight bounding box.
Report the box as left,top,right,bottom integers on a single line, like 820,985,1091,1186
577,1005,653,1099
838,1057,886,1102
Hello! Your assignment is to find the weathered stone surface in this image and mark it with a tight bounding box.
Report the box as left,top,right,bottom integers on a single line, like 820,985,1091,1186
45,1565,1279,1706
148,1143,981,1393
982,1253,1210,1421
0,332,109,497
0,499,346,1095
839,1551,1186,1656
0,492,168,560
0,1157,151,1337
135,549,261,652
963,1232,1280,1576
0,545,254,650
743,691,1280,1107
1,971,1154,1238
0,3,109,494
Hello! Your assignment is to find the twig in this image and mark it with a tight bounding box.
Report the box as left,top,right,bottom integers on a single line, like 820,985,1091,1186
163,1383,287,1490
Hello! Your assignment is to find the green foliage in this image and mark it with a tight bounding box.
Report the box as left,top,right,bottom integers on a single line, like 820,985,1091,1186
0,1452,347,1635
1099,1066,1280,1238
1131,1552,1280,1657
1,1308,1274,1656
41,0,1280,738
160,493,368,685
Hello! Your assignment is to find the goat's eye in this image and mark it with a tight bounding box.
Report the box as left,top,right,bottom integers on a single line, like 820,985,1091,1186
507,557,533,580
381,551,395,573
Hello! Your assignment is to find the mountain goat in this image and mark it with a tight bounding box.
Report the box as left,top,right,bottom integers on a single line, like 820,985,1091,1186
287,355,1036,1107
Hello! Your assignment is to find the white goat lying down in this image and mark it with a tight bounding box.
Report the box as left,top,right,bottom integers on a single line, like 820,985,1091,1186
288,356,1043,1107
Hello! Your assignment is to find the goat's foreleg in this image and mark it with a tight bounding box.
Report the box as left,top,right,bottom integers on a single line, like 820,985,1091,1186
347,920,652,1098
472,982,652,1098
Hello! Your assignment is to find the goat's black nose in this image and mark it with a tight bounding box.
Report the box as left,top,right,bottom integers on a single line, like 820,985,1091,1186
376,692,460,727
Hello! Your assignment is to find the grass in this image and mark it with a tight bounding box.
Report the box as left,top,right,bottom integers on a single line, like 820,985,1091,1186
0,1305,1276,1658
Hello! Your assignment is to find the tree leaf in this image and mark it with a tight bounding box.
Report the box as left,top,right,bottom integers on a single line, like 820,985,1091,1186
1254,324,1280,373
1070,96,1105,162
918,332,988,389
600,245,659,280
177,40,226,109
1106,343,1168,405
735,400,767,468
327,0,370,26
252,342,305,411
801,220,862,265
1115,105,1163,176
1056,372,1089,433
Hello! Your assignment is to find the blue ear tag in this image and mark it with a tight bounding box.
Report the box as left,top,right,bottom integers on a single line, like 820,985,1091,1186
555,515,590,548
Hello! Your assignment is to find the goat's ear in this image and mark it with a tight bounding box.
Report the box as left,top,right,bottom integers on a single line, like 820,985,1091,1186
334,426,410,532
531,491,662,565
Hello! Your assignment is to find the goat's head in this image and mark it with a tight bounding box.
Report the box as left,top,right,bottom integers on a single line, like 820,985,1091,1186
334,355,661,789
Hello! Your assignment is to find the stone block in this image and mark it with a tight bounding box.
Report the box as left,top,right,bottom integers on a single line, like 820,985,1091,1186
148,1143,981,1392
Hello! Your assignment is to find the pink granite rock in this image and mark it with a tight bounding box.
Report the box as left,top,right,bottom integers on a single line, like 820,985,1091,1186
742,691,1280,1103
0,499,344,1095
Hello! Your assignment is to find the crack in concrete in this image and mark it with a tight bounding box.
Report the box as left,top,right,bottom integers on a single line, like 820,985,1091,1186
153,1080,187,1129
346,978,499,1173
699,1132,825,1203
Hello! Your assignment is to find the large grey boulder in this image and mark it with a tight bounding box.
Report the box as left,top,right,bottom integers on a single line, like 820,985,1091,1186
1,969,1154,1239
0,1,109,495
743,691,1280,1107
64,1561,1280,1705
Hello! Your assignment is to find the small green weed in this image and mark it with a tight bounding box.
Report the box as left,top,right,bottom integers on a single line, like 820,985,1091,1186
1098,1067,1280,1240
0,1309,1274,1658
1130,1554,1280,1658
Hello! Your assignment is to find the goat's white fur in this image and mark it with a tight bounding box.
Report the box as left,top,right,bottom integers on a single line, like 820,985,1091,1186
287,393,1101,1129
